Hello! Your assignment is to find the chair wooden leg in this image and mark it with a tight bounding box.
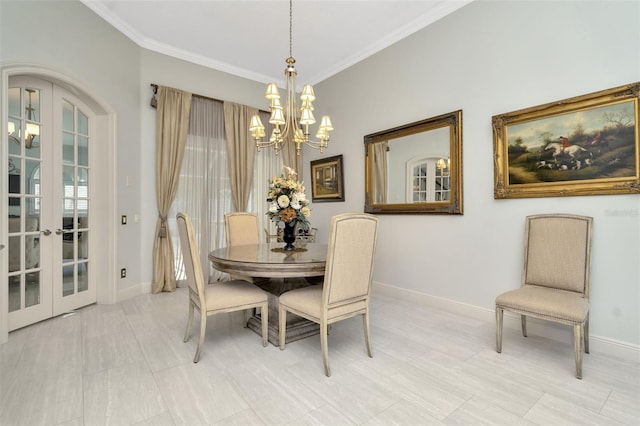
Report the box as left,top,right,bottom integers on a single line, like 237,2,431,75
243,309,250,327
363,311,373,358
278,307,287,350
194,311,207,363
261,302,268,347
495,307,503,353
184,301,194,343
584,314,590,354
574,324,583,379
521,314,528,337
320,320,331,377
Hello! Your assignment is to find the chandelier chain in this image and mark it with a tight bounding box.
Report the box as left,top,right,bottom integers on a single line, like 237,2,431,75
289,0,293,59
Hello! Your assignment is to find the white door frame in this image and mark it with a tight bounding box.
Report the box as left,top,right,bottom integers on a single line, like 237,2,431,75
1,65,118,343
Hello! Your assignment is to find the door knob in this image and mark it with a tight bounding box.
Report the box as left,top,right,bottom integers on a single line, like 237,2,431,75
42,229,52,236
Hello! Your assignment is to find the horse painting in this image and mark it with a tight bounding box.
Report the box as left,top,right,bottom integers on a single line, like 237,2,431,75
543,142,592,163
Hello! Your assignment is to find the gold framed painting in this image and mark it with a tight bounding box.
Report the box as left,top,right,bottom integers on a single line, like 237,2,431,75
310,155,345,202
492,82,639,199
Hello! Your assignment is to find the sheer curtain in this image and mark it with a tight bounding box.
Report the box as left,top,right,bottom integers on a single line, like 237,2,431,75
169,97,230,283
251,110,283,240
170,100,285,284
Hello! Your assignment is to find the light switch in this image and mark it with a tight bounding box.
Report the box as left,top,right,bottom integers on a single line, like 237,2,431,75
121,215,127,225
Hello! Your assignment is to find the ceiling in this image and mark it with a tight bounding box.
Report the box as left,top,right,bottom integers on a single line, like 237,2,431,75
81,0,472,87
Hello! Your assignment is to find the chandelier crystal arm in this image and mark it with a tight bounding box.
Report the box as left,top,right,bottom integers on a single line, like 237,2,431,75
249,0,333,156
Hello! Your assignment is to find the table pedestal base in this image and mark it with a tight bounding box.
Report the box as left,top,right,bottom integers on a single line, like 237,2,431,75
246,277,322,346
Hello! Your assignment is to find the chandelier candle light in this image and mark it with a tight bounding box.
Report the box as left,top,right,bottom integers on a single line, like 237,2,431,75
250,0,333,156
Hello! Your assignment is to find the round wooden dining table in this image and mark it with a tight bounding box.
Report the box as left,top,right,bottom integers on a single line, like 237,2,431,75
208,243,327,278
208,243,327,345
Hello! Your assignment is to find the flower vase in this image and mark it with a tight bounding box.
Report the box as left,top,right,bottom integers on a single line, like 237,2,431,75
282,222,296,251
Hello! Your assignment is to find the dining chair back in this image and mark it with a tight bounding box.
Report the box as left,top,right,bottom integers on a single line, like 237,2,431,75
224,212,262,282
225,212,260,246
278,213,379,376
177,212,269,363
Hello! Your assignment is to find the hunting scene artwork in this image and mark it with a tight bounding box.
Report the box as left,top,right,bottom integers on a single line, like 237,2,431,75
493,83,640,198
507,101,635,183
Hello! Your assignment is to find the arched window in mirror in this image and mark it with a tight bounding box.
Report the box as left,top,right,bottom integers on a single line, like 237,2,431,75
407,157,450,203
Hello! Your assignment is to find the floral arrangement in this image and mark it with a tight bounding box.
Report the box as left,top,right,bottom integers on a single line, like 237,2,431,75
267,166,311,231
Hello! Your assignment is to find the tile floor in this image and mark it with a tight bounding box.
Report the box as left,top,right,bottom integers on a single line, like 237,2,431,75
1,287,638,425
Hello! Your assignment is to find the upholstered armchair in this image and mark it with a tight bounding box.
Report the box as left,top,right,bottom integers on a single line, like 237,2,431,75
495,213,593,379
278,213,379,376
177,212,269,363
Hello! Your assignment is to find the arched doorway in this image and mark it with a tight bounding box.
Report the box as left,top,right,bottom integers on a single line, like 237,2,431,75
1,67,116,342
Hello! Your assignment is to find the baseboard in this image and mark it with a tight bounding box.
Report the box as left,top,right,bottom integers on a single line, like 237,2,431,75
117,281,152,302
372,281,640,363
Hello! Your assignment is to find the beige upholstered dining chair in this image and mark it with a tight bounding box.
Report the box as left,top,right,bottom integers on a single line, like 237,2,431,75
225,212,260,246
177,212,269,363
495,213,593,379
278,213,379,376
224,212,261,282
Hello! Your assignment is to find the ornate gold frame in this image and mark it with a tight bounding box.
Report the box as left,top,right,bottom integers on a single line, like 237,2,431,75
364,110,463,214
310,155,345,202
493,82,640,199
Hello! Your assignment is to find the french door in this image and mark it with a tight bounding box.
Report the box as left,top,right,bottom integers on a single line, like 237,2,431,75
6,76,96,331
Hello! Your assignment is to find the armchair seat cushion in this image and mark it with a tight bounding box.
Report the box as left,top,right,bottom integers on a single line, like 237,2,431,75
280,284,367,321
204,281,268,311
496,285,588,323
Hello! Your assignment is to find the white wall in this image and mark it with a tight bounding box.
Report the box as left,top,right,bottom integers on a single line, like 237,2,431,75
305,0,640,347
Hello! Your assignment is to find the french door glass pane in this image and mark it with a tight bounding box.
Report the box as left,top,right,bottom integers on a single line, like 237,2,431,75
8,276,20,312
25,272,40,308
78,136,88,166
63,132,74,163
8,235,20,273
78,263,89,293
62,100,74,131
78,110,88,135
8,87,20,115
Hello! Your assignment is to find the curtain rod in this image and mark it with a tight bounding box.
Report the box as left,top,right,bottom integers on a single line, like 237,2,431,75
150,83,268,113
150,83,222,104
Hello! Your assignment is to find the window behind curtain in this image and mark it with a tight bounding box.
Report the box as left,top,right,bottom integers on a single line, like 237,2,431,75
170,102,280,282
251,110,282,240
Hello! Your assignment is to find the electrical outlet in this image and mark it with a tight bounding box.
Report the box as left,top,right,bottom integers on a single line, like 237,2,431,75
121,215,127,225
120,268,126,278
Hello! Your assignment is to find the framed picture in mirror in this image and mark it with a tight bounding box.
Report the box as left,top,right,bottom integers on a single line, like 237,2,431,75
310,155,345,202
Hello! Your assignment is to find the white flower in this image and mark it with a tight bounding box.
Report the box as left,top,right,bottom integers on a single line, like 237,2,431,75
283,166,296,178
301,206,311,217
277,195,290,208
268,202,279,213
290,200,301,210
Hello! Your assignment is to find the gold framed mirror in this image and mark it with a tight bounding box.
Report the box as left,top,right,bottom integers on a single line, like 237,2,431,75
364,110,463,214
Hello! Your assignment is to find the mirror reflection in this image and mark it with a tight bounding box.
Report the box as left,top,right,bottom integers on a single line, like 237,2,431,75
364,110,463,214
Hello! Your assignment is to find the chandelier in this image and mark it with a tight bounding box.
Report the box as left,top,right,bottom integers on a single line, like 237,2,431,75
250,0,333,156
8,88,40,149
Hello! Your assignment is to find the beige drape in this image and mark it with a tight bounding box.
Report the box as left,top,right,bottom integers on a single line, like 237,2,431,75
152,86,192,293
223,102,257,211
373,141,388,203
